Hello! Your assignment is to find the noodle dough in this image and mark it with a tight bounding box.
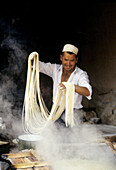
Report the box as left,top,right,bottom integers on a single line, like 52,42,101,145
22,52,75,134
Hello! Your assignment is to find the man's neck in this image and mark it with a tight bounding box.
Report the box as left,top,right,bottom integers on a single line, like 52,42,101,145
62,67,75,74
61,68,75,82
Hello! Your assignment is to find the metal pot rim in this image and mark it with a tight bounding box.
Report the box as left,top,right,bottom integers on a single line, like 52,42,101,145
18,134,43,142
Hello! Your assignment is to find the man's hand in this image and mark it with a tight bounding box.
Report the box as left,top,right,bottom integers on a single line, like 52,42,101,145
58,83,66,91
29,52,38,66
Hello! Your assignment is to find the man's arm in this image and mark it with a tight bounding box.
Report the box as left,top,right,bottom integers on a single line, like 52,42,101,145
75,85,90,97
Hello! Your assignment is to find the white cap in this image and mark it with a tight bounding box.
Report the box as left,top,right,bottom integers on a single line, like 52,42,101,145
62,44,79,55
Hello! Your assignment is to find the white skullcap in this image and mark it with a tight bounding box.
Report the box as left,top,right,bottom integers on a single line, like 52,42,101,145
62,44,79,55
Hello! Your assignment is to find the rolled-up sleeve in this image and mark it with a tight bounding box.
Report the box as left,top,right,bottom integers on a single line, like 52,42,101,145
78,71,92,100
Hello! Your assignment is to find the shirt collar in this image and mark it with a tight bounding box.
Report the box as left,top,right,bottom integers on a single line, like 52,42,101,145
58,65,62,72
74,66,78,74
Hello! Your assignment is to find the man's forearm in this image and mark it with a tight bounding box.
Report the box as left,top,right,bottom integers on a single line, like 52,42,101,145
75,85,90,97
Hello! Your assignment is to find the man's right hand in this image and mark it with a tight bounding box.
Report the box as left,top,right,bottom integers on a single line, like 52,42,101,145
29,52,38,65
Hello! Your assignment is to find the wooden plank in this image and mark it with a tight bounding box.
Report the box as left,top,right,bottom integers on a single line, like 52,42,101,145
3,150,42,161
113,150,116,154
31,150,43,161
12,162,51,169
105,140,116,155
12,157,26,164
9,157,43,166
34,167,52,170
3,152,33,158
17,167,52,170
20,168,33,170
27,156,40,162
32,167,52,170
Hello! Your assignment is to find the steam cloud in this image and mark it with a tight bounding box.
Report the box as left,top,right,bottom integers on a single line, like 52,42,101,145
36,122,116,170
0,24,28,139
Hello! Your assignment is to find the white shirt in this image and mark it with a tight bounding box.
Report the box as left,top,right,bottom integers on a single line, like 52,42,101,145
39,61,92,109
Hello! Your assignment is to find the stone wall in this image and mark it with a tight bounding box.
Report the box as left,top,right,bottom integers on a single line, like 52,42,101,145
80,3,116,125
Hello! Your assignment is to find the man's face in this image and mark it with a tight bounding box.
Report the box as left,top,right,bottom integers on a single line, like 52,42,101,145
60,52,78,72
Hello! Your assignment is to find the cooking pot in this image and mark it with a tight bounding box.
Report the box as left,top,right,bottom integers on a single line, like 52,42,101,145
17,134,43,151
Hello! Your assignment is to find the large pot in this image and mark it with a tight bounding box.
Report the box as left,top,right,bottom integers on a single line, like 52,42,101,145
17,134,43,151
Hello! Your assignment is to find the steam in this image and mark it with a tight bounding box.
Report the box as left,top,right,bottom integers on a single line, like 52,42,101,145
0,30,27,138
1,35,27,76
0,75,23,139
36,122,116,170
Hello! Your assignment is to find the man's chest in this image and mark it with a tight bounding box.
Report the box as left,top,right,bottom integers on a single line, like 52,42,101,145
61,73,72,82
54,70,79,84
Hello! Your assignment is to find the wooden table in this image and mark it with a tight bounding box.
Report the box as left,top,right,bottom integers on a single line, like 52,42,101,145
2,150,52,170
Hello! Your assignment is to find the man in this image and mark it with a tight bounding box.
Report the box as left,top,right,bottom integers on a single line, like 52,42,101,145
29,44,92,125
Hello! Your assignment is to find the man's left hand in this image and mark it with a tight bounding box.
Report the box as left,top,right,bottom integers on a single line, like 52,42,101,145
58,83,66,91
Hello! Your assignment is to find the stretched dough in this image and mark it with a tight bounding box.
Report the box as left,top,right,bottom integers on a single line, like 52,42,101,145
22,52,75,134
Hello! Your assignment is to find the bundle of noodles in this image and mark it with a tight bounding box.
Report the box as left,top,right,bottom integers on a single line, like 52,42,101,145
22,52,75,134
